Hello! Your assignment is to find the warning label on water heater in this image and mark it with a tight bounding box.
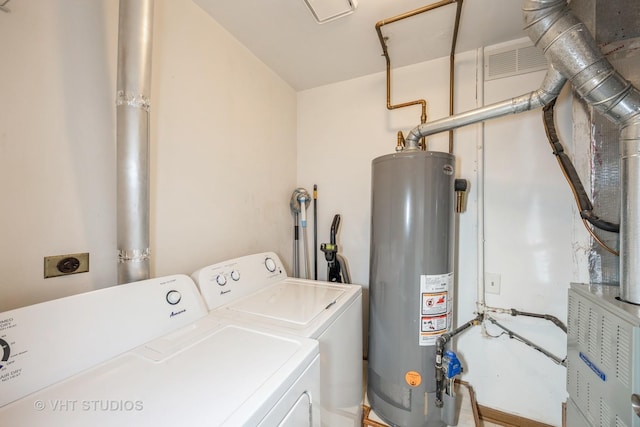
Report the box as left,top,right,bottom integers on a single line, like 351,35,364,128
418,272,453,346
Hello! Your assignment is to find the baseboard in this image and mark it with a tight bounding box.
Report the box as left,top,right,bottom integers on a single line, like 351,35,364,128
477,405,555,427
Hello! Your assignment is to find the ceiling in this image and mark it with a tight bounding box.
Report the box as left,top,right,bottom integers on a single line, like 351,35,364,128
193,0,529,91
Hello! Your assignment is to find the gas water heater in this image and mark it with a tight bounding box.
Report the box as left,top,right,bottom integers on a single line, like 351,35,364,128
368,150,455,427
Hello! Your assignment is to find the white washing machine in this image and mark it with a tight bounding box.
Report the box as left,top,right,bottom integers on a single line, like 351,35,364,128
0,274,207,408
0,275,321,426
191,251,363,427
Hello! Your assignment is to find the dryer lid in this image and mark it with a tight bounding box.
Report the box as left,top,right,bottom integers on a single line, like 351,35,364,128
228,281,346,325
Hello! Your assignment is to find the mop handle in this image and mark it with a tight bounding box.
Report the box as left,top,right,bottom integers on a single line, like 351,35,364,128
313,184,318,280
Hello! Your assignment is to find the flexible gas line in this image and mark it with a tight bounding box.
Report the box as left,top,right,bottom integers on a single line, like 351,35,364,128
485,316,567,366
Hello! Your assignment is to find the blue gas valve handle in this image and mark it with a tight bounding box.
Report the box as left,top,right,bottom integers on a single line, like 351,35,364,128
443,350,462,379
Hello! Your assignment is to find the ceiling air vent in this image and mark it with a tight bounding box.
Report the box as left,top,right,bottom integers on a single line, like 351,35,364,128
303,0,358,24
484,39,548,81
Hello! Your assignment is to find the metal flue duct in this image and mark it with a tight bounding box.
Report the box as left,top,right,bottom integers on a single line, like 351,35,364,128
403,64,566,149
523,0,640,303
116,0,154,284
403,0,640,303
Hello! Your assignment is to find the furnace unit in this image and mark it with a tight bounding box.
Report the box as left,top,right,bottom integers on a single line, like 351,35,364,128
566,283,640,426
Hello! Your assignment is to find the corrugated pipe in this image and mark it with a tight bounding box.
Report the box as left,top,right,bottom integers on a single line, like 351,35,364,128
116,0,154,284
404,0,640,304
522,0,640,304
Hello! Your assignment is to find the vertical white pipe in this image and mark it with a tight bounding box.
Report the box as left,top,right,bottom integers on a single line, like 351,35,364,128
476,47,486,315
116,0,154,284
620,119,640,303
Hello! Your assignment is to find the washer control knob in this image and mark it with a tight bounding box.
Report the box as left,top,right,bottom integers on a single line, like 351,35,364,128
166,290,182,305
216,274,227,286
231,270,240,281
265,257,277,272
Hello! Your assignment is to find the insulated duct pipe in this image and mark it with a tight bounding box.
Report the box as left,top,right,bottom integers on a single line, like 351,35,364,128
522,0,640,304
116,0,154,284
403,0,640,303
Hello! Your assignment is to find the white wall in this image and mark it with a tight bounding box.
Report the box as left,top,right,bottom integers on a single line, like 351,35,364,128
151,0,297,277
1,2,581,424
297,43,575,425
458,68,574,426
0,0,297,311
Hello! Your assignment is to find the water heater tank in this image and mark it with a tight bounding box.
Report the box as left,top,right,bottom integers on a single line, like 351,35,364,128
368,150,455,427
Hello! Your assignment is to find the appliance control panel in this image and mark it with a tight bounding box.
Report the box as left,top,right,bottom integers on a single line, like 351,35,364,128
191,252,287,310
0,274,208,408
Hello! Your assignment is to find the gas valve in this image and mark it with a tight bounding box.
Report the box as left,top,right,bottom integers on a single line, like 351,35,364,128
443,350,462,379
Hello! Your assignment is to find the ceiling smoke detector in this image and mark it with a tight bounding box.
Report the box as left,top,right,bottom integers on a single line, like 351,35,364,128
303,0,358,24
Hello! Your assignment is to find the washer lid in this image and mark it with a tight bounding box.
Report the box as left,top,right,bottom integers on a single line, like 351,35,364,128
0,318,319,426
228,281,346,325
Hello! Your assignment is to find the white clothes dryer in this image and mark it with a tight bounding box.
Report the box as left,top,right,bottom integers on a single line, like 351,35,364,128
191,251,363,427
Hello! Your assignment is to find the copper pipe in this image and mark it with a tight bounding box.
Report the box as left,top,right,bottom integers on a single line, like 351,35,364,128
449,0,463,153
375,0,461,150
396,130,405,151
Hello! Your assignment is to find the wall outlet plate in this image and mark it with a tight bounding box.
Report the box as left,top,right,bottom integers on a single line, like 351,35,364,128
485,272,501,295
44,253,89,278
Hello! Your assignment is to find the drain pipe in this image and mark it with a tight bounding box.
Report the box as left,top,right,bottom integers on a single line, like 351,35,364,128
116,0,154,284
522,0,640,304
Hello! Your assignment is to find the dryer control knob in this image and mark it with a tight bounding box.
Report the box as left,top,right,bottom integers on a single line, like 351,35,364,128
231,270,240,281
216,274,227,286
166,290,182,305
265,257,277,272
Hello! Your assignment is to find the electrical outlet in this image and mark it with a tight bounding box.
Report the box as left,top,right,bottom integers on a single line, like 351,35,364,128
44,253,89,278
485,272,501,295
